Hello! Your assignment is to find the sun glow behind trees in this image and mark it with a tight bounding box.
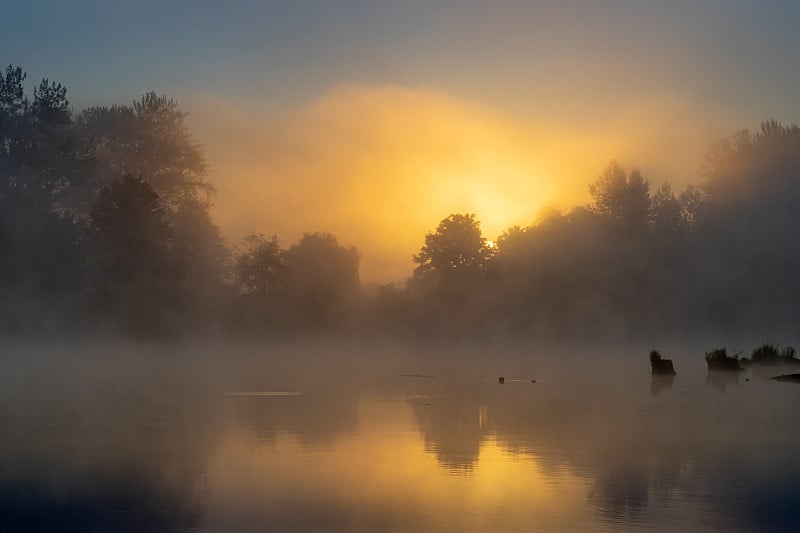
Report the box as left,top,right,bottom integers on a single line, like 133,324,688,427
4,62,800,338
187,85,628,282
185,84,748,282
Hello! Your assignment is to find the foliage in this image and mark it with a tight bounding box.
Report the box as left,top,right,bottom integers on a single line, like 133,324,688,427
233,234,284,296
751,344,780,364
412,213,492,293
588,160,650,232
650,182,686,237
705,348,742,371
76,92,210,210
88,175,176,334
284,232,360,323
4,64,800,338
751,344,798,365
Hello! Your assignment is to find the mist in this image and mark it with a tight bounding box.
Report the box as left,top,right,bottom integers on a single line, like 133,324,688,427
2,338,798,532
185,85,748,282
1,64,800,340
4,1,800,531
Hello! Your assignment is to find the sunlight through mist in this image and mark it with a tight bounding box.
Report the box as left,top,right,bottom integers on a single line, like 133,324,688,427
187,85,739,282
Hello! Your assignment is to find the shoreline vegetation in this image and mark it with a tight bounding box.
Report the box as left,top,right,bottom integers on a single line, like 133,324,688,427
650,345,800,385
704,344,800,372
3,64,800,340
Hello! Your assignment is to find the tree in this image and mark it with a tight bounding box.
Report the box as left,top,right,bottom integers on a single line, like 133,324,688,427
88,175,175,333
77,93,227,319
650,182,686,238
76,92,211,210
0,66,30,265
168,198,230,328
170,198,228,281
90,175,172,271
588,160,650,232
487,225,529,279
678,184,706,227
0,66,87,214
694,121,800,329
284,232,360,326
702,120,800,207
412,213,492,295
495,225,528,259
233,233,284,296
0,65,28,138
0,67,89,316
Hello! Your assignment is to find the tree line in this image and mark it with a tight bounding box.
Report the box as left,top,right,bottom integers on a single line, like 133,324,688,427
2,64,799,339
397,121,800,339
0,65,360,336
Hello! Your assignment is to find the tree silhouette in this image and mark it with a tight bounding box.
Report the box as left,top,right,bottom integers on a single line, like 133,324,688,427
0,66,90,333
678,184,706,226
233,234,284,296
90,175,172,270
284,233,360,327
167,198,230,328
0,66,86,213
495,225,527,260
650,182,686,238
412,213,492,291
77,92,210,210
589,161,650,232
88,175,175,333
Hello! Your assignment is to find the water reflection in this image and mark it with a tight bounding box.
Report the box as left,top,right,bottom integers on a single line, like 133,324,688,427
228,387,359,448
410,395,482,473
706,369,741,391
0,371,215,532
650,373,675,395
207,403,592,532
0,344,799,531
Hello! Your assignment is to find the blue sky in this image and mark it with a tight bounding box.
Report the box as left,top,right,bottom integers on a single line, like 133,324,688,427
4,0,800,118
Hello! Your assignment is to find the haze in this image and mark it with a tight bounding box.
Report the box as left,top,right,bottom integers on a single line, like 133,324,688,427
5,1,800,280
4,3,800,531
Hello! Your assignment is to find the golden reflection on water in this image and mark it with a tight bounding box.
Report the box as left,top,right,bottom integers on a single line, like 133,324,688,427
3,347,800,532
205,397,593,532
225,391,304,397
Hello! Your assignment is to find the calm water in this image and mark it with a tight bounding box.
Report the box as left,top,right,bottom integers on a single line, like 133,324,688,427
1,341,799,532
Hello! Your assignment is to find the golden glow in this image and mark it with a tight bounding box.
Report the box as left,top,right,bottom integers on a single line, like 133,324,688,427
204,398,590,530
186,85,733,282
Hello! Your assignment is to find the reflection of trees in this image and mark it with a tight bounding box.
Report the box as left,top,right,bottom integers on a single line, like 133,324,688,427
706,370,740,391
589,462,649,521
401,373,740,523
404,367,800,528
650,374,675,395
0,347,379,532
410,397,482,472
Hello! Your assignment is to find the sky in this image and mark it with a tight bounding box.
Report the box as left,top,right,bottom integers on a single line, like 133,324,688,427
3,0,800,281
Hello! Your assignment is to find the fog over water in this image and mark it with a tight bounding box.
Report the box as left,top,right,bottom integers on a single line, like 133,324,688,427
4,4,800,531
1,339,798,532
